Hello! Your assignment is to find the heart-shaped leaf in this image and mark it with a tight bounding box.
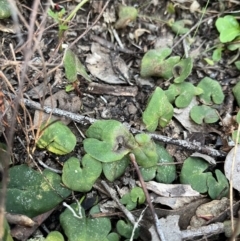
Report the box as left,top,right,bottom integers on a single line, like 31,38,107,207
173,57,193,83
116,220,139,239
62,155,102,192
143,87,173,131
215,15,240,43
197,77,224,104
37,121,76,155
84,120,136,162
120,187,145,211
45,231,64,241
115,5,138,29
103,156,130,182
140,144,176,183
140,48,180,79
155,144,176,184
165,82,203,108
132,133,158,167
180,157,212,193
190,105,219,124
207,169,229,199
60,204,111,241
6,165,71,217
64,48,91,82
233,81,240,107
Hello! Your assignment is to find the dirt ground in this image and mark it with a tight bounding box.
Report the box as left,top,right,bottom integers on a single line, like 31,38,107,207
1,0,240,240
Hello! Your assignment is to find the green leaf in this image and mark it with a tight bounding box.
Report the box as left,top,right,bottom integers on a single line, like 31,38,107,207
120,193,136,211
130,187,145,204
45,231,64,241
235,61,240,70
115,5,138,29
60,204,111,241
103,156,130,182
190,105,219,124
84,120,136,162
107,233,120,241
166,82,203,108
207,169,229,199
63,49,91,83
197,77,224,104
37,121,76,155
215,15,240,43
65,84,74,92
227,37,240,50
155,145,176,184
6,165,71,217
0,0,11,19
3,218,13,241
233,81,240,107
116,220,139,239
62,155,102,192
232,130,240,144
140,48,180,79
180,157,212,193
236,111,240,124
142,87,173,131
120,187,145,211
212,48,223,62
171,20,190,35
173,57,193,83
132,133,158,167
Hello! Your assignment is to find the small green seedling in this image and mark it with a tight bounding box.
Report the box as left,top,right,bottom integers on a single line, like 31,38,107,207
233,81,240,107
169,19,191,35
62,155,102,192
45,231,64,241
120,187,145,211
48,0,90,41
190,105,219,124
37,121,76,155
60,204,111,241
6,165,71,217
132,133,158,167
116,220,139,239
115,5,138,29
165,82,203,108
215,15,240,43
180,157,229,199
172,57,193,83
197,77,224,105
63,48,91,91
83,120,137,163
140,144,176,183
140,48,180,79
142,87,173,131
0,0,11,19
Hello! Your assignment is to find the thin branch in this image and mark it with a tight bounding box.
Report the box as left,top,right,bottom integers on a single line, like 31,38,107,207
129,153,166,241
3,91,227,158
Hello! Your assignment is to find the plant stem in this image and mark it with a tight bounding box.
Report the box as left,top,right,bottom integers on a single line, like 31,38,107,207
63,0,90,25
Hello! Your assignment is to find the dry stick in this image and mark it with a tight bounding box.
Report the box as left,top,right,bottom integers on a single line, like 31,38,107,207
3,91,227,158
101,180,136,226
129,153,166,241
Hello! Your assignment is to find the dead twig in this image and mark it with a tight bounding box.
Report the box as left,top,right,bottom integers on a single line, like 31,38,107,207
3,91,227,157
129,153,166,241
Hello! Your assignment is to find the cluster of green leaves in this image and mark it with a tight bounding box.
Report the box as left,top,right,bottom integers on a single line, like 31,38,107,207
140,48,225,130
213,15,240,67
180,157,229,199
